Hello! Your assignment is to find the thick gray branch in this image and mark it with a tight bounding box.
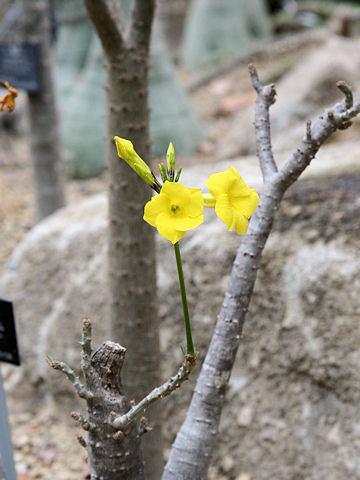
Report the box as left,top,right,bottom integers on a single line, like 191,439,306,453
83,0,164,474
128,0,156,50
248,63,278,182
163,75,360,480
82,0,124,59
278,98,360,192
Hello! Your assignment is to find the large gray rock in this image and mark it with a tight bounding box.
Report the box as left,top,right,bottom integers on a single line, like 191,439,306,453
218,36,360,160
2,148,360,478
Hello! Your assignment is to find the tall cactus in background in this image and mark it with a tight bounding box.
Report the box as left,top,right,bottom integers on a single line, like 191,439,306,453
181,0,271,70
56,0,202,179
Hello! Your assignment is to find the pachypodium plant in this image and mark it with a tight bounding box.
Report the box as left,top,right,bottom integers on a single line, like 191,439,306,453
114,136,259,357
49,66,360,480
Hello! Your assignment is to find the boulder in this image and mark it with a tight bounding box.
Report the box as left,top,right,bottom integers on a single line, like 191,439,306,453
2,146,360,478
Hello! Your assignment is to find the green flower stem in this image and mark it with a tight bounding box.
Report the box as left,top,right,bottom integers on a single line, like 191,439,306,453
174,242,195,356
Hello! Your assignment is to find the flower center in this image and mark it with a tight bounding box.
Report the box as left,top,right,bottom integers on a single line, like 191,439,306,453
171,204,181,215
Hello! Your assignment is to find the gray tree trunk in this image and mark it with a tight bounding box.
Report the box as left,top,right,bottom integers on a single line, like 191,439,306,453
82,1,163,478
49,320,145,480
86,342,145,480
23,0,66,221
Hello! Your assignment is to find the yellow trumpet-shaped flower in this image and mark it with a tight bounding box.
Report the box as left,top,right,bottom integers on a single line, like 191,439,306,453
205,166,259,235
114,136,155,187
143,181,204,244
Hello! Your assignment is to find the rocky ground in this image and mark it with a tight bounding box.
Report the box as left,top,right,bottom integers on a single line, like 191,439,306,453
1,28,360,480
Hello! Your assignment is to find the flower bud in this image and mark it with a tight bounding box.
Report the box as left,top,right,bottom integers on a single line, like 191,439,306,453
166,142,175,176
114,136,155,187
158,163,167,183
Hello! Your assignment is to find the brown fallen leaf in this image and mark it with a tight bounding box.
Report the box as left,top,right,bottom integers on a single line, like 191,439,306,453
0,80,18,113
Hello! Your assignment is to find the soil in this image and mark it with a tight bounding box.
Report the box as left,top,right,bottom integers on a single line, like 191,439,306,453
1,31,359,480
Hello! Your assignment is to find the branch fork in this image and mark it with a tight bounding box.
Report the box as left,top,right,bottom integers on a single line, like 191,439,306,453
162,65,360,480
49,318,197,447
110,354,196,431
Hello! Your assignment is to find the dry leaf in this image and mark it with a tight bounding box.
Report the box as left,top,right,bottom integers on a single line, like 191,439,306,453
0,80,18,112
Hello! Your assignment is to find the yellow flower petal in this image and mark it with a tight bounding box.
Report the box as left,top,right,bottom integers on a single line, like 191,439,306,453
161,181,190,203
234,212,249,235
230,189,259,219
187,188,204,217
156,212,185,244
227,166,250,197
206,170,231,198
206,166,259,235
143,194,169,227
215,194,235,231
143,181,204,243
172,214,203,231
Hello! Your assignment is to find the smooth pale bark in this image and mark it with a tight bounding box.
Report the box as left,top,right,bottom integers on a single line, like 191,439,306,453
23,0,66,221
163,73,360,479
82,1,163,478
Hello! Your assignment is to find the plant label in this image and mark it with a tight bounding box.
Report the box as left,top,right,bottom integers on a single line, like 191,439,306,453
0,299,20,366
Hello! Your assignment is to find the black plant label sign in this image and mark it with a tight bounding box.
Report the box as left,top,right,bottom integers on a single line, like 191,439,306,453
0,43,40,92
0,298,20,366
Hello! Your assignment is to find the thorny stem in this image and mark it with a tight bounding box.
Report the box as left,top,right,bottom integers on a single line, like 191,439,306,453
248,62,278,183
80,317,92,377
47,357,92,400
110,354,196,430
71,411,93,432
174,242,195,356
336,80,353,109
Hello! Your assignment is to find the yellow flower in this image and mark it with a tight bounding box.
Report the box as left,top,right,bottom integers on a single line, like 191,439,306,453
205,166,259,235
143,181,204,244
114,136,155,187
